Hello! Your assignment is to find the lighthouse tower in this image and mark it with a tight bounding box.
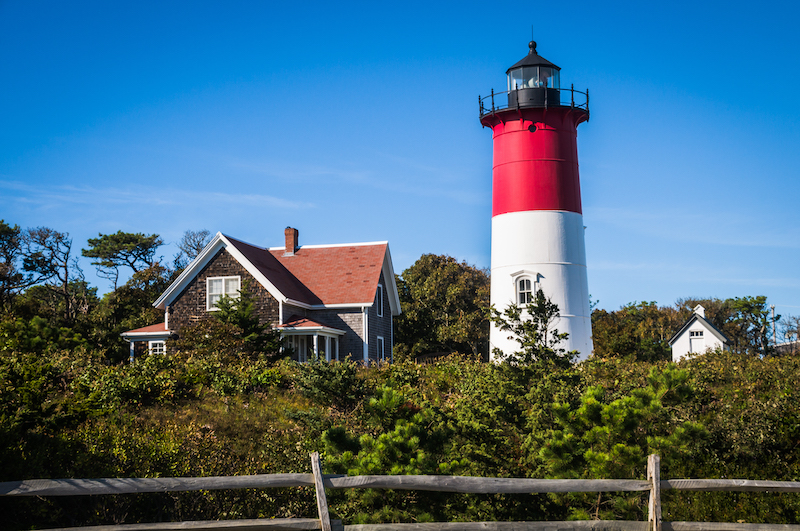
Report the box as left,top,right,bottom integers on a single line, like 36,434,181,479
479,41,593,360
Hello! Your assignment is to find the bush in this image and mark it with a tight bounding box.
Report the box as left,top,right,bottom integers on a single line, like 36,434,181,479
294,357,365,409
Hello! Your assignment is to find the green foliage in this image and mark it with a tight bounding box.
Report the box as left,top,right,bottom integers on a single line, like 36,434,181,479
394,254,490,361
541,365,706,520
0,220,46,309
0,315,85,354
729,296,775,354
594,296,780,359
323,386,450,523
0,224,797,531
294,356,365,409
88,264,173,361
592,302,676,361
82,230,164,287
490,288,576,370
212,280,283,363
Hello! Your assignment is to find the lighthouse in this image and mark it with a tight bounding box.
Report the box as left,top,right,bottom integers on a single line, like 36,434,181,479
479,41,593,360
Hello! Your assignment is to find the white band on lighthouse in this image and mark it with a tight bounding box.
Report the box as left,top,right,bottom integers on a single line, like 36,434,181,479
489,210,593,359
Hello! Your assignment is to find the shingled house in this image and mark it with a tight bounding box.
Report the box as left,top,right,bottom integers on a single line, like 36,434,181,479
122,228,401,364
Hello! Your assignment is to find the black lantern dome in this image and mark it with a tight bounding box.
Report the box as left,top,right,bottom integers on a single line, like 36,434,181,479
506,41,561,108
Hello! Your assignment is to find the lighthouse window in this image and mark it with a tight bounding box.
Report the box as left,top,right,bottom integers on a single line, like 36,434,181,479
518,278,534,304
508,67,561,91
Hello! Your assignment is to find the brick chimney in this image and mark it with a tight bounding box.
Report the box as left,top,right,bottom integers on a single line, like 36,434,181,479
284,227,298,256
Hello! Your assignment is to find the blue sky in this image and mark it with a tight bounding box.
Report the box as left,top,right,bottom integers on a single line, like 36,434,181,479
2,1,799,329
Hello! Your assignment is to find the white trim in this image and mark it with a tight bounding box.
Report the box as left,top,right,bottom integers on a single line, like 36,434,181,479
121,331,171,340
362,307,369,364
284,299,376,310
376,284,384,318
148,340,166,355
382,245,402,316
153,232,227,309
280,325,346,336
377,336,385,362
206,275,241,311
153,234,402,317
222,235,287,303
390,309,394,362
154,232,290,310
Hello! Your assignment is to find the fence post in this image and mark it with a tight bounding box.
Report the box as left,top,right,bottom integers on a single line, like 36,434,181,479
310,452,332,531
648,454,662,531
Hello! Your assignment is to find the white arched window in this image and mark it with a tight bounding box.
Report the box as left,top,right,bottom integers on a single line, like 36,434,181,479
517,278,534,304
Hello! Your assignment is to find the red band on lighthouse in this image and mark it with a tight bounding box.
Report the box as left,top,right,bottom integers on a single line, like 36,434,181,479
486,109,585,216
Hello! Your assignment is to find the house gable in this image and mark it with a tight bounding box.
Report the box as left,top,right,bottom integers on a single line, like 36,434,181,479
168,247,280,332
154,232,292,311
669,308,729,362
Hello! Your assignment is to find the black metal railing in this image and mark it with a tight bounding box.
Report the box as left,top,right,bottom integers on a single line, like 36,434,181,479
479,84,589,118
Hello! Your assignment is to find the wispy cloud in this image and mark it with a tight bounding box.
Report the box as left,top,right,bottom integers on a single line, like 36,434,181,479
0,179,313,211
588,206,800,250
227,155,485,205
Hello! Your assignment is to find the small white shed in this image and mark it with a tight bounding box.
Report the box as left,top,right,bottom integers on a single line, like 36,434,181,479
668,305,729,362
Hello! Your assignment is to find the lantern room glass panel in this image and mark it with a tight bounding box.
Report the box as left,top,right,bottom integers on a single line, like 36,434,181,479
508,66,560,91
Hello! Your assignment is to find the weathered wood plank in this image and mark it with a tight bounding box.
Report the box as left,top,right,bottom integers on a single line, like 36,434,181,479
648,454,661,531
662,480,800,493
310,453,332,531
41,517,325,530
665,522,800,531
0,474,314,497
343,520,650,531
325,476,651,494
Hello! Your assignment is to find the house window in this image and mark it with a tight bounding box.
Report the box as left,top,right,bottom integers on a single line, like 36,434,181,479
377,336,385,362
321,335,340,362
517,278,534,304
288,335,313,363
207,276,240,310
376,284,384,317
690,330,704,337
148,341,165,355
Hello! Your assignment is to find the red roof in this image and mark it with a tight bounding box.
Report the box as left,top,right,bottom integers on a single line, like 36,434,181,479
225,235,387,306
125,322,170,334
278,315,343,331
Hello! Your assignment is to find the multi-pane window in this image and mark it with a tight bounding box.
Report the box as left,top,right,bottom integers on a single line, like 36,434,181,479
518,278,534,304
149,341,165,355
690,330,704,337
207,276,241,310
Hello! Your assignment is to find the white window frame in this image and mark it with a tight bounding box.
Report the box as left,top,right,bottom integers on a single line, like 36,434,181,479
376,284,384,317
320,334,340,362
148,340,166,355
517,277,535,305
206,275,241,311
377,336,385,362
690,330,704,337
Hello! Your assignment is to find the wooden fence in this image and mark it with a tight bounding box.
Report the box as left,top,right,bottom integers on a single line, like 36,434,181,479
3,454,800,531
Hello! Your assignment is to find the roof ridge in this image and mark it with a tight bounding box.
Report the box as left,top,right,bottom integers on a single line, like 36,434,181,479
267,241,388,251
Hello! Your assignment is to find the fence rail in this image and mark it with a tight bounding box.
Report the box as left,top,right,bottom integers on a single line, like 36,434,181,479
4,454,800,531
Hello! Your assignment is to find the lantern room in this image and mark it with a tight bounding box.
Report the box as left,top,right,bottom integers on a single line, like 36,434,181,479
506,41,562,108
